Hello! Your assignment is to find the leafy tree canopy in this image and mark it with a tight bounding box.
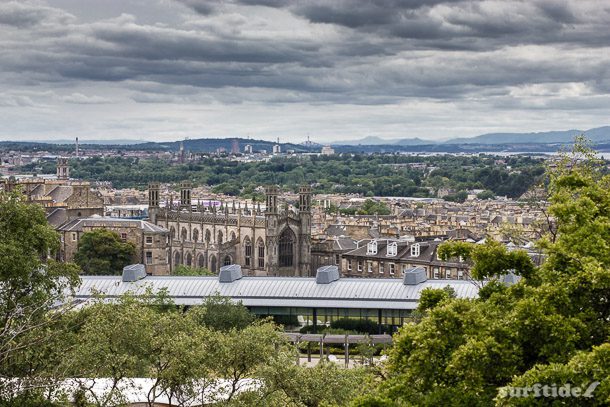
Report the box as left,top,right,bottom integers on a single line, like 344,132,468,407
354,138,610,406
74,229,136,275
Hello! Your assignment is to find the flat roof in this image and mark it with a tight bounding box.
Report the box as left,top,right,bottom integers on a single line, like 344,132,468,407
73,275,480,310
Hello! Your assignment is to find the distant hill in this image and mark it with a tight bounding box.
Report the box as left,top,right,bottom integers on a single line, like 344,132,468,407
6,139,146,145
444,126,610,144
336,136,391,145
334,126,610,146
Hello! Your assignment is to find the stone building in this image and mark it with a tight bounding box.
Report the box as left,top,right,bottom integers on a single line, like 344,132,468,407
341,238,471,281
1,159,104,226
57,217,170,275
149,182,312,276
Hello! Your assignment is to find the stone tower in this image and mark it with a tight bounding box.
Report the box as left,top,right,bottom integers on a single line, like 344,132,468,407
265,185,280,276
298,185,312,276
180,181,192,209
148,182,160,223
57,157,69,180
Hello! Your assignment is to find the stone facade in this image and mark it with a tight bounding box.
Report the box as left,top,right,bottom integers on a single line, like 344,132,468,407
58,217,170,275
341,238,471,281
149,182,312,276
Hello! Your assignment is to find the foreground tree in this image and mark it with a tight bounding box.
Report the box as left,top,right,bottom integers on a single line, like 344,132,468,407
353,139,610,406
74,229,136,275
0,190,80,403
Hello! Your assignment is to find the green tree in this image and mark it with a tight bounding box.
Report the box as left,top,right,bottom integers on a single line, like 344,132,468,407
357,199,391,215
188,294,256,332
417,286,457,313
477,190,495,200
173,265,214,276
354,139,610,406
0,190,80,402
74,229,136,275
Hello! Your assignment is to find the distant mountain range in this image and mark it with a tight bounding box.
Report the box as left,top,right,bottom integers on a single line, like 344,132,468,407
3,126,610,154
335,126,610,146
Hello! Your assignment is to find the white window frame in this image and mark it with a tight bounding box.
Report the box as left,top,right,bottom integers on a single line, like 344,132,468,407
366,240,378,255
389,263,395,275
357,260,363,272
387,242,397,257
145,251,153,265
411,243,420,257
347,261,352,271
145,236,153,245
379,262,384,274
367,262,373,273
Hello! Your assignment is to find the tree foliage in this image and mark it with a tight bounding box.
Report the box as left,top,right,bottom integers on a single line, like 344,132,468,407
0,190,80,402
354,139,610,406
74,229,136,275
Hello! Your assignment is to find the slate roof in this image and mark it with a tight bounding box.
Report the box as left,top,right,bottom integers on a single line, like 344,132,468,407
58,217,168,234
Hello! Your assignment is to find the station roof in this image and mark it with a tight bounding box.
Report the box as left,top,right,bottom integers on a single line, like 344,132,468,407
73,274,480,310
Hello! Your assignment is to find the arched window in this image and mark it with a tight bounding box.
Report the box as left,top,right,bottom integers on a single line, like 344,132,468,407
230,231,236,241
198,253,205,268
186,252,192,267
181,227,188,241
218,231,223,244
257,239,265,268
224,255,232,266
244,237,252,267
210,255,217,273
174,251,181,266
205,229,211,244
192,228,199,242
278,228,295,267
170,227,176,241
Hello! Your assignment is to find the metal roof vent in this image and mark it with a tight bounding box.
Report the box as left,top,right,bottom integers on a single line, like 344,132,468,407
402,267,427,285
219,264,243,283
316,265,340,284
122,264,147,282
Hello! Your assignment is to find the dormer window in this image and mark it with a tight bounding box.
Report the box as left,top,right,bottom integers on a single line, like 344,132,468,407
387,242,397,257
411,243,420,257
366,240,378,255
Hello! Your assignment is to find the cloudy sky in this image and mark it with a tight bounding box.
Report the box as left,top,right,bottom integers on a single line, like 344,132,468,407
1,0,609,143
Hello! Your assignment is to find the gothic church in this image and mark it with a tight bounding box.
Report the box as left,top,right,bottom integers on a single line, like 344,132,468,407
149,183,312,277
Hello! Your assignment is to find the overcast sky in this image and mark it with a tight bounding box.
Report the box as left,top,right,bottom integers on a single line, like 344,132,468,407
1,0,609,143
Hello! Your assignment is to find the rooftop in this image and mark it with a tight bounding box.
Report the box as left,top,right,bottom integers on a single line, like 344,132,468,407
73,271,480,310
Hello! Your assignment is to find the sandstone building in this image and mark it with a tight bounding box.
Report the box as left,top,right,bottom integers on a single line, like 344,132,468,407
57,217,170,275
148,182,312,276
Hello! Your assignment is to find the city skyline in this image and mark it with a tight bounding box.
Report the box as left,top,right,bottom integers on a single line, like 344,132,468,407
1,0,609,142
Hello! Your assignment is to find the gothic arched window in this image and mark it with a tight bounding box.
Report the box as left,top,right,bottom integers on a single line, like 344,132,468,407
257,239,265,268
210,255,217,273
224,255,232,266
186,252,192,267
198,253,205,268
218,231,223,244
205,229,211,244
278,228,295,267
181,227,188,241
192,228,199,242
244,237,252,267
174,251,181,266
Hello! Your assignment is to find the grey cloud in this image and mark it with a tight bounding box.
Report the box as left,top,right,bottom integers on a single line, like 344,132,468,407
0,1,74,27
1,0,610,142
